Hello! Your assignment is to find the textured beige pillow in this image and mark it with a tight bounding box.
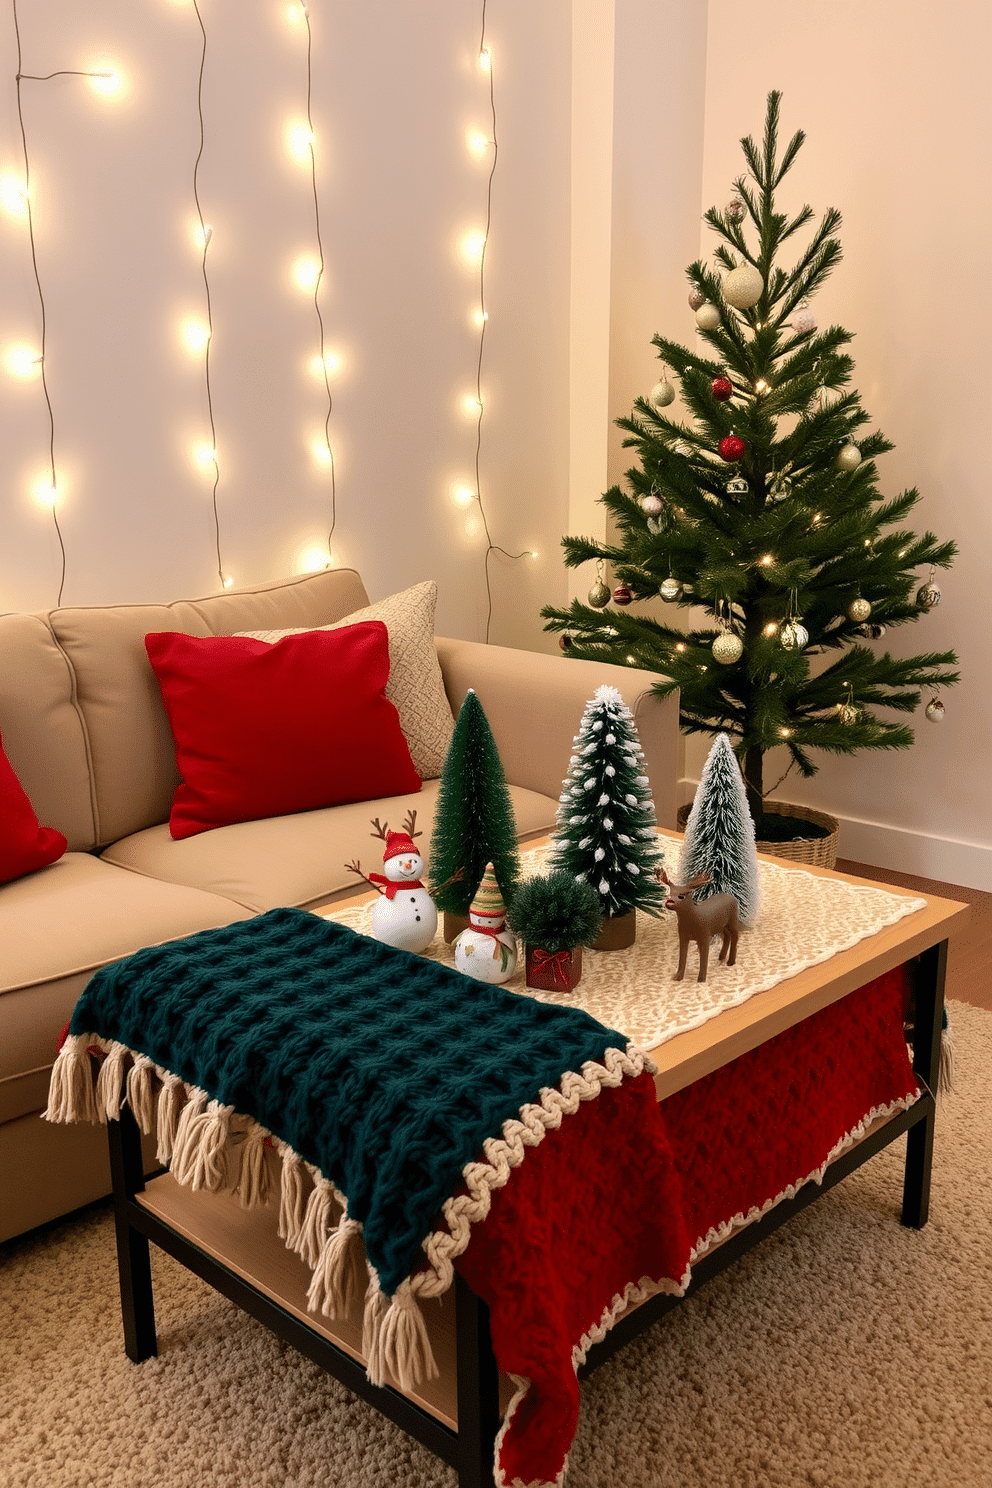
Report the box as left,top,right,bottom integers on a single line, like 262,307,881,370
237,579,454,779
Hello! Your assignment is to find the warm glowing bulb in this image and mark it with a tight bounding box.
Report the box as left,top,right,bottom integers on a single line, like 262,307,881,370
675,642,686,653
466,129,490,159
285,1,307,23
763,621,778,637
451,484,476,507
4,343,42,379
310,437,333,467
222,575,235,590
0,175,28,219
286,122,314,163
308,350,342,380
194,443,217,470
460,231,486,265
472,308,489,329
181,319,211,356
88,66,123,98
779,727,792,738
478,47,491,71
33,476,60,508
292,255,321,292
462,394,483,417
298,544,330,573
754,378,769,394
760,554,774,566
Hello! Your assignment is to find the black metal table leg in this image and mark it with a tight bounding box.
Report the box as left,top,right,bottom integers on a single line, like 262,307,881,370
108,1105,158,1361
902,938,947,1229
454,1273,500,1488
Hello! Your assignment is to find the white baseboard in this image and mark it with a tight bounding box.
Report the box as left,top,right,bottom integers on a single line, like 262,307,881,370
677,778,992,893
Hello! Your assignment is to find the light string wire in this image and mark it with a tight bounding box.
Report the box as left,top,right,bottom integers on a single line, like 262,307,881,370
472,1,530,643
190,0,224,588
8,0,106,605
300,2,336,557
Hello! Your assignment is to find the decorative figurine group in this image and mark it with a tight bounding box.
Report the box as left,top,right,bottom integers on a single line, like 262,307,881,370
346,697,754,988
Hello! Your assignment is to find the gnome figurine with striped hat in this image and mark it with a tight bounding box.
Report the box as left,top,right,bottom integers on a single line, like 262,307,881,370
453,862,517,984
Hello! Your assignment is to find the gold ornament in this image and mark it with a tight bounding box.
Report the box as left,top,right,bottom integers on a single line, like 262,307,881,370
837,702,859,725
712,631,743,665
925,697,945,722
587,579,611,608
779,618,808,651
847,597,872,623
659,577,682,602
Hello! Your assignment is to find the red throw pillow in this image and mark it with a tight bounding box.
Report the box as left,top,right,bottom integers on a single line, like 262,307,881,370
0,731,68,884
145,621,422,840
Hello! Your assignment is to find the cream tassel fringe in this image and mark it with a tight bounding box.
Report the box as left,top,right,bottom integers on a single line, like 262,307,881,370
94,1041,131,1123
44,1034,99,1125
171,1097,233,1192
297,1176,338,1268
126,1055,157,1136
307,1213,366,1319
155,1072,186,1165
364,1277,438,1394
362,1274,390,1383
235,1122,271,1208
277,1144,310,1248
939,1016,956,1096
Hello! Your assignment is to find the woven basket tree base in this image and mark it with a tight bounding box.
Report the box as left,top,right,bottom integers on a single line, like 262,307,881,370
589,912,637,951
677,799,840,871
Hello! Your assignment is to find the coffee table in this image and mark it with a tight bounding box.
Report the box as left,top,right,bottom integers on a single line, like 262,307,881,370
106,835,968,1488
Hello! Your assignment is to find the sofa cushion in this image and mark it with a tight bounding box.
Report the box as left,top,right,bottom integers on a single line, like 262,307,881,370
47,568,373,847
237,579,454,779
145,621,422,839
101,778,559,913
0,852,253,1099
0,732,68,884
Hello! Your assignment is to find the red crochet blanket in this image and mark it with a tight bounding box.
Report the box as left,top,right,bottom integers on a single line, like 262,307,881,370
455,967,918,1488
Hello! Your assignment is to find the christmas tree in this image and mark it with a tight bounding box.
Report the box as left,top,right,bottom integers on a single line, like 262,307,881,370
541,92,959,830
679,733,761,925
428,689,520,917
549,685,667,923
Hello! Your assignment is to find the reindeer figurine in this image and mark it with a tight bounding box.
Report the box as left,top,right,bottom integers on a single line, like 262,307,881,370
659,869,740,983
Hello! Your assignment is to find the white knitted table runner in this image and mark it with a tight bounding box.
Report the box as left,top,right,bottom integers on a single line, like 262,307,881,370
324,845,926,1051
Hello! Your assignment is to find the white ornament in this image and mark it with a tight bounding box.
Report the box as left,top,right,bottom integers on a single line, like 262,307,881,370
369,834,437,953
792,305,817,334
925,697,945,722
712,631,743,664
695,303,721,331
650,379,675,408
722,263,764,310
835,443,862,472
660,577,681,602
640,494,663,516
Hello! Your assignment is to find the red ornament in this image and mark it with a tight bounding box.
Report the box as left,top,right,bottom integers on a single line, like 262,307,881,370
718,434,745,462
612,585,633,606
711,376,733,402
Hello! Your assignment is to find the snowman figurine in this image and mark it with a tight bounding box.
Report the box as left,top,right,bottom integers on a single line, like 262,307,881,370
453,863,517,985
347,813,438,954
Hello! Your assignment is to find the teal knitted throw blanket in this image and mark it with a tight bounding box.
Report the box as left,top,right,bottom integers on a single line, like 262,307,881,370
64,907,626,1298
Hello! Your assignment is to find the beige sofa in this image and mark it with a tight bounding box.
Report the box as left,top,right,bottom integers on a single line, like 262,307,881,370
0,567,679,1243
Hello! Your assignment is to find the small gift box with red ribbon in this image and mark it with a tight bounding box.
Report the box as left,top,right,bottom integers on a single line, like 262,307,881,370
524,943,583,993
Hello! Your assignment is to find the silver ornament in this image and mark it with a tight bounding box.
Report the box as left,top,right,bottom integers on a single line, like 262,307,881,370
712,631,743,665
725,475,749,497
925,697,945,722
695,303,721,331
779,619,809,651
858,622,886,640
660,577,682,602
687,285,706,310
837,702,860,726
725,196,746,223
587,579,611,608
722,263,764,310
768,469,793,500
646,516,663,535
835,443,862,471
916,581,941,611
640,494,663,516
847,597,872,623
650,379,675,408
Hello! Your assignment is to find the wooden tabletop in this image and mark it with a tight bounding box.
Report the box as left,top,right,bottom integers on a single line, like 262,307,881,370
312,831,971,1102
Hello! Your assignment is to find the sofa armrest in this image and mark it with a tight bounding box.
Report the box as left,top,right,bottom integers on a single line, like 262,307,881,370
433,637,681,830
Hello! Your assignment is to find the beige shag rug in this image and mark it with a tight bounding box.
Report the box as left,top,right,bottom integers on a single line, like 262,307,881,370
2,1001,990,1488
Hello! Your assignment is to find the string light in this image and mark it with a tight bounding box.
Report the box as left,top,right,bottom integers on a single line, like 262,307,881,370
8,0,122,602
86,66,124,99
293,0,337,560
285,121,314,164
308,350,341,380
4,342,42,379
188,0,225,590
180,318,211,355
0,172,28,217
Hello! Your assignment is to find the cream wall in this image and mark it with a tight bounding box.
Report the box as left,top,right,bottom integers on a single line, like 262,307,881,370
0,0,571,650
689,0,992,887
